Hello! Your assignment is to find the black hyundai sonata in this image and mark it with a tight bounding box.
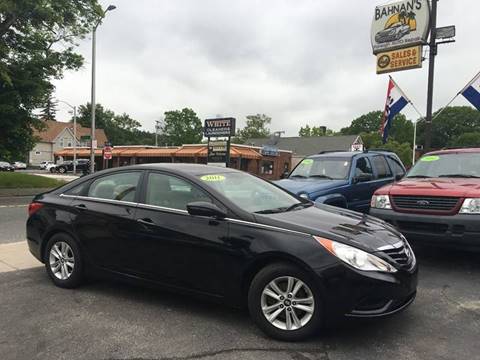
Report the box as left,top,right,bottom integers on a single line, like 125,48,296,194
26,164,417,341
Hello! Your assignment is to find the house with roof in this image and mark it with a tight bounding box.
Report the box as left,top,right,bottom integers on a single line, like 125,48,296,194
29,120,108,166
246,134,363,167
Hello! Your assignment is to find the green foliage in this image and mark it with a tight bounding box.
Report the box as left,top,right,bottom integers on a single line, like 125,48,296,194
299,125,332,137
359,131,412,166
450,132,480,148
340,110,413,144
40,92,58,121
0,172,66,188
416,107,480,148
0,0,101,161
162,108,203,146
76,103,156,146
234,114,271,143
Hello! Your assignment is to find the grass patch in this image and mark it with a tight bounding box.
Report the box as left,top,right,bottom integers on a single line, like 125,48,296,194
0,172,67,189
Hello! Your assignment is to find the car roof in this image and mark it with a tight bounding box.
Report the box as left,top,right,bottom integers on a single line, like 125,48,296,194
123,163,239,176
426,148,480,155
307,150,393,159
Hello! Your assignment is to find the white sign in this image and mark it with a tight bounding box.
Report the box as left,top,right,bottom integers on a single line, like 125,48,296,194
371,0,430,54
351,143,364,152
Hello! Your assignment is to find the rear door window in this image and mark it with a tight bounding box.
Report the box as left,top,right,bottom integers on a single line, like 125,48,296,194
87,172,141,202
372,156,393,179
387,156,405,178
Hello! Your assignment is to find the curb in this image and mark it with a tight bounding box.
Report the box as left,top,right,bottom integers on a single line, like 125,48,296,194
0,188,53,197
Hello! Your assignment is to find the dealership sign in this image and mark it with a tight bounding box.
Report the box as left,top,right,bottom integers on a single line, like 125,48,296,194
204,117,236,137
371,0,430,55
376,45,422,74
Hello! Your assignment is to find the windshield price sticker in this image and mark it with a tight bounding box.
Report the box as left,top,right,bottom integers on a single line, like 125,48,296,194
421,155,440,162
302,159,314,165
200,174,226,182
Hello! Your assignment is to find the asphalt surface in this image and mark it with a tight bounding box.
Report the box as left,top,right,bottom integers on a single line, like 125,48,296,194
0,198,479,360
0,196,31,244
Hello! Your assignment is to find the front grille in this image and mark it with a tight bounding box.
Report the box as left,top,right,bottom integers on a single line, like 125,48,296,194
397,221,448,234
391,195,459,211
381,243,412,267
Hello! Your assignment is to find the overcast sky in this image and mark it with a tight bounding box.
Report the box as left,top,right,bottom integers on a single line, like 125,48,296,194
53,0,479,136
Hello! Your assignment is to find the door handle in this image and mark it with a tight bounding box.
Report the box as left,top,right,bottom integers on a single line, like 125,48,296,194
137,218,154,225
74,204,87,210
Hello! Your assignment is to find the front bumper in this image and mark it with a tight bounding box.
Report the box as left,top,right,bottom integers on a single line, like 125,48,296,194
318,262,418,320
370,208,480,250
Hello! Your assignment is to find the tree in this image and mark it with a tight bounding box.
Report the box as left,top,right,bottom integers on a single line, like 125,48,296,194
416,106,480,148
450,132,480,148
40,92,58,121
0,0,101,161
162,108,203,145
76,103,115,130
359,132,412,166
234,114,271,143
299,125,311,137
341,110,413,145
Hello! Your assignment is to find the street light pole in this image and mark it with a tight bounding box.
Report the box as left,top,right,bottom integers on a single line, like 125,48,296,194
90,4,116,174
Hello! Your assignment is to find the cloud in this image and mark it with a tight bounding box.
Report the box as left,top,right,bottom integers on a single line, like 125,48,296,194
54,0,479,137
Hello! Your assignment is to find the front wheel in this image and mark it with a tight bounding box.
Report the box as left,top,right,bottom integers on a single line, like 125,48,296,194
44,233,84,288
248,263,323,341
58,166,66,174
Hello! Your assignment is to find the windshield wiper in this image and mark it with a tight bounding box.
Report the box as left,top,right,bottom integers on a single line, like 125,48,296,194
406,175,432,178
289,174,306,178
254,208,285,214
309,174,333,179
285,202,313,212
438,174,480,178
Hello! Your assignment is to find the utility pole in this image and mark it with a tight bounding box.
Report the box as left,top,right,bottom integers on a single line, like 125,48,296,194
424,0,438,152
155,120,160,147
89,5,116,173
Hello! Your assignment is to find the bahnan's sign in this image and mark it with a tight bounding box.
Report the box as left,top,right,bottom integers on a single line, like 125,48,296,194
371,0,430,55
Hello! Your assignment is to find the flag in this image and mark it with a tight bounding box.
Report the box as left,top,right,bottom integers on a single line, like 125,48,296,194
460,71,480,110
380,77,409,143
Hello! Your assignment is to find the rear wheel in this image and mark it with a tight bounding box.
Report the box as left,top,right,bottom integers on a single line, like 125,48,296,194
248,263,323,341
44,233,84,288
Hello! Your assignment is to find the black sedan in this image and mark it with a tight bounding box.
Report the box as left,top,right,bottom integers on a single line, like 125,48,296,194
52,159,90,173
26,164,417,341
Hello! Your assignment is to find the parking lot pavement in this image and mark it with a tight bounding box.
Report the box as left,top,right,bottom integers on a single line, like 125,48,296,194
1,204,479,360
0,196,31,244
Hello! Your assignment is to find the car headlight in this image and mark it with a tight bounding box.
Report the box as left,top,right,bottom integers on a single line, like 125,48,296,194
299,193,309,199
459,198,480,214
371,194,391,209
314,236,397,273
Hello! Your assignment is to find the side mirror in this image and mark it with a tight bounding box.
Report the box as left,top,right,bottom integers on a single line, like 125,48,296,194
187,201,227,219
395,174,404,181
280,171,290,179
354,173,373,183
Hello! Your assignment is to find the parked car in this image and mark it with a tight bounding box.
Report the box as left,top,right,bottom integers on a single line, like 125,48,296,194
370,148,480,250
52,159,90,174
276,150,406,213
40,161,54,170
46,163,57,172
27,164,417,341
12,161,27,170
0,161,15,171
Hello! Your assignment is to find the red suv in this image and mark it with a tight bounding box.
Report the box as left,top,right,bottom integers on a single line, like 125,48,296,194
370,148,480,250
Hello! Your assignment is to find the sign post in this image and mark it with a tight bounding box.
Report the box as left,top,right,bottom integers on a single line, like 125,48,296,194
204,117,236,167
103,143,113,169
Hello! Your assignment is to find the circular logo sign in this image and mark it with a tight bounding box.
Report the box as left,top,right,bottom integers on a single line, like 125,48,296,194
377,54,391,68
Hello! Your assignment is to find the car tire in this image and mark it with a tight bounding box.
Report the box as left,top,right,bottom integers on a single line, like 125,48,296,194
44,233,84,288
248,263,323,341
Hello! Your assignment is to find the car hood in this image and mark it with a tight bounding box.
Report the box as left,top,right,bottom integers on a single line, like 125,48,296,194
275,178,348,195
384,178,480,197
254,204,403,253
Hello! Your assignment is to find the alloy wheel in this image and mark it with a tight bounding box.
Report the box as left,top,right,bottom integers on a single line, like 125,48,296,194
49,241,75,280
261,276,315,331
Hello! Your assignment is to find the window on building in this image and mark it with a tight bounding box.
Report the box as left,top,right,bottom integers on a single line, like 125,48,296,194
35,151,41,155
261,160,274,175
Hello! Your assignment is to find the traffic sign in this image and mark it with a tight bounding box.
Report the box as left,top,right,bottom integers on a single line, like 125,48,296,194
103,145,113,160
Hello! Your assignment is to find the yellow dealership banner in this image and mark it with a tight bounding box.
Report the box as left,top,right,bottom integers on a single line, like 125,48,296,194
376,46,422,74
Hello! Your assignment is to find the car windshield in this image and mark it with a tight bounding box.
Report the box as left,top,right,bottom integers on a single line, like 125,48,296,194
289,157,351,180
197,172,309,214
407,153,480,178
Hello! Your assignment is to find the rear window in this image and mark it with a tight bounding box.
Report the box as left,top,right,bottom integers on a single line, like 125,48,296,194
372,156,392,179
